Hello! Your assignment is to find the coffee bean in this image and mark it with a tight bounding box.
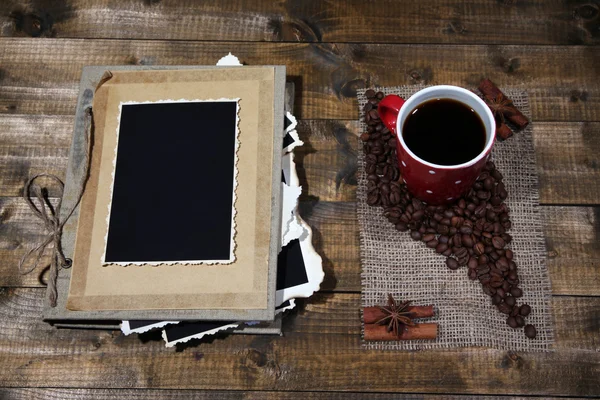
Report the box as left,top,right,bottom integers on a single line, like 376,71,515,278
488,250,499,261
422,233,436,242
496,257,509,270
496,288,506,298
504,295,516,307
446,257,459,270
483,177,494,191
437,235,449,244
455,247,468,259
477,190,491,200
367,192,380,206
502,281,511,292
507,316,518,329
426,239,438,248
467,257,478,269
437,224,450,235
519,304,531,316
510,287,523,298
474,242,485,255
376,91,384,100
497,302,511,314
492,294,502,305
492,236,506,249
395,222,408,232
478,254,488,265
451,216,462,227
436,243,449,254
482,285,495,296
515,315,525,327
459,226,473,235
490,276,504,288
412,209,424,221
365,89,376,99
505,249,514,260
410,231,422,241
468,269,477,280
442,248,453,257
524,324,537,339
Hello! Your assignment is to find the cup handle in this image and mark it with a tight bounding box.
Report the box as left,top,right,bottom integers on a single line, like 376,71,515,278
377,95,406,136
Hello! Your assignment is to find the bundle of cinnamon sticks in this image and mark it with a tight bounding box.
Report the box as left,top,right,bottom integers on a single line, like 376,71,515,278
363,305,438,341
479,79,529,140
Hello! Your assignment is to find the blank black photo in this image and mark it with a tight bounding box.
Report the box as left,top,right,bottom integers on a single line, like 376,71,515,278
104,101,237,263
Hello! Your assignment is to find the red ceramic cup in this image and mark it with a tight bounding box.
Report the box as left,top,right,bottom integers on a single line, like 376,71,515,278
378,85,496,205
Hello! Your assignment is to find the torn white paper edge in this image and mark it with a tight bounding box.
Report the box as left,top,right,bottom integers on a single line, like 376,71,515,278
285,111,298,133
281,184,303,247
102,98,240,266
281,152,304,247
283,112,303,153
275,299,296,315
282,152,300,187
162,322,240,348
216,53,243,67
120,320,179,336
276,217,325,305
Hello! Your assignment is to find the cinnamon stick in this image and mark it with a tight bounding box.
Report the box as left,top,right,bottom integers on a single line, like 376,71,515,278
364,323,438,341
496,122,513,140
479,79,529,130
363,305,434,324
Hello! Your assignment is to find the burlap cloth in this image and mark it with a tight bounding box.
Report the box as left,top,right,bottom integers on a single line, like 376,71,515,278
358,86,554,351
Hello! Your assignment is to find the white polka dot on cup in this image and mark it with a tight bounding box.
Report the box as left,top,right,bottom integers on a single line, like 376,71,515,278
402,161,406,167
447,197,453,201
455,180,462,184
426,190,433,194
429,170,436,175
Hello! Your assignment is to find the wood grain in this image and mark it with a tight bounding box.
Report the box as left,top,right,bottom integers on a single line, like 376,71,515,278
0,288,598,396
301,201,600,295
0,388,583,400
0,40,598,121
0,114,73,197
295,121,600,205
3,195,599,295
2,114,599,203
534,122,600,205
0,1,598,46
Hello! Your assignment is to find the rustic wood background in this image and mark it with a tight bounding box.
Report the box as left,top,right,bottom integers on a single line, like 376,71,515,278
0,1,599,398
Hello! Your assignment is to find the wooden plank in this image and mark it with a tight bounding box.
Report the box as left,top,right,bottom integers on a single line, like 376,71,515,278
0,0,598,46
0,114,73,198
295,121,600,205
534,122,600,205
0,289,598,396
0,39,598,121
4,196,599,295
299,200,600,295
1,117,599,292
2,114,599,204
0,388,584,400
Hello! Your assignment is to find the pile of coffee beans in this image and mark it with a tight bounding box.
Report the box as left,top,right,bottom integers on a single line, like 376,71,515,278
361,89,537,339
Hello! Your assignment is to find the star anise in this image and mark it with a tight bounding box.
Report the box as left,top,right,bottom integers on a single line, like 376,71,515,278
375,294,415,338
485,93,514,124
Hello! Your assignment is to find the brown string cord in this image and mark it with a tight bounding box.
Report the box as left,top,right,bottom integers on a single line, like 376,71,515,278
19,107,93,307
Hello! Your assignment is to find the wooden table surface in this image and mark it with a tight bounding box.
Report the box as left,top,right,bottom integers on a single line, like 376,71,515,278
0,1,599,399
